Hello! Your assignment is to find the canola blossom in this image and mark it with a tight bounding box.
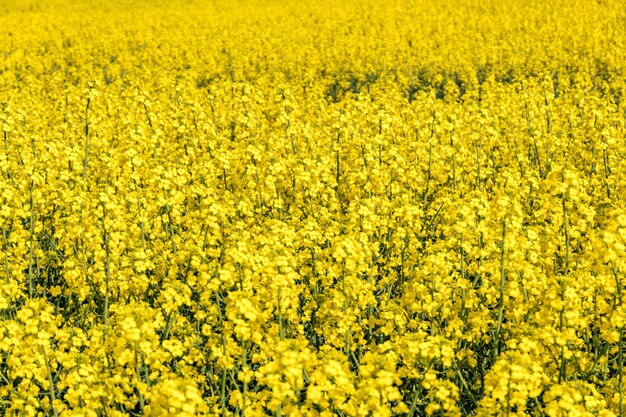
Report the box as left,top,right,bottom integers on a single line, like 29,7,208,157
1,0,626,415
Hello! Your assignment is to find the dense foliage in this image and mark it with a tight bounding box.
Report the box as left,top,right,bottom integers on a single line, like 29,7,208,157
1,0,626,415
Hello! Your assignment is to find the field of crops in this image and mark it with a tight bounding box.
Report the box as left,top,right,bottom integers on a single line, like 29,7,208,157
1,0,626,415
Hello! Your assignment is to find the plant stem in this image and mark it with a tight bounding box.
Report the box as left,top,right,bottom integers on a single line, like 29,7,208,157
494,219,506,360
82,97,91,183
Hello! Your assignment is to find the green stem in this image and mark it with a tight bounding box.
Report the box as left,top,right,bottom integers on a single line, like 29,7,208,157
494,219,506,360
82,97,91,183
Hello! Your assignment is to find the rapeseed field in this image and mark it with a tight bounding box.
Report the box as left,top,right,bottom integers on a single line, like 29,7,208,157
1,0,626,415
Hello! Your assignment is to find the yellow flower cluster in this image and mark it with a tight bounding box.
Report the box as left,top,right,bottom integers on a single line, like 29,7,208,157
1,0,626,415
